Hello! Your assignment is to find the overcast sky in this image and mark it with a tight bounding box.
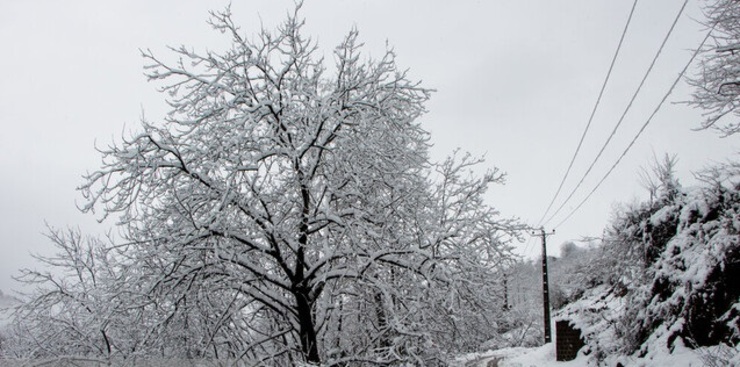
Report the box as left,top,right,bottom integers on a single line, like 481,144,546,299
1,0,737,292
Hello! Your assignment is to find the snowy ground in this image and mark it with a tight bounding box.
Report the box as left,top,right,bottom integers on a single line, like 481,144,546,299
453,344,584,367
453,342,739,367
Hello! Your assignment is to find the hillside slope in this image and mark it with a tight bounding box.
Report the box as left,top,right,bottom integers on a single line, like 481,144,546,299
554,163,740,365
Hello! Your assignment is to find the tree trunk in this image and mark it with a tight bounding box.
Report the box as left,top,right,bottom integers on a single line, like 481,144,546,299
295,289,320,364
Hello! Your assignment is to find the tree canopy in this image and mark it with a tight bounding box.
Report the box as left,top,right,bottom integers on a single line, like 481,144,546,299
7,7,521,366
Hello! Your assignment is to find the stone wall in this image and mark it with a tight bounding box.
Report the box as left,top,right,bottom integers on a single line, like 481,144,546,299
556,320,584,361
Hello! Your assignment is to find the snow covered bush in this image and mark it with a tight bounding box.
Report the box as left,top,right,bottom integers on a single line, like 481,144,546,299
558,159,740,364
617,163,740,354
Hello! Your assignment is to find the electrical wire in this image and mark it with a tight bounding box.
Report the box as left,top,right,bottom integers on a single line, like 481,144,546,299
553,17,717,229
536,0,639,227
542,0,689,227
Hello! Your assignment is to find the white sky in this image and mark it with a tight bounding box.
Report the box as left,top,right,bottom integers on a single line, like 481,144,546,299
0,0,737,292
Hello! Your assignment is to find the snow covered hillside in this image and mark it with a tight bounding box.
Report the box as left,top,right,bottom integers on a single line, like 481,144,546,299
456,161,740,366
551,162,740,365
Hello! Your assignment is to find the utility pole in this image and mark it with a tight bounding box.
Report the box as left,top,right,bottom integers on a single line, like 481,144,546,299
502,272,510,311
533,227,555,344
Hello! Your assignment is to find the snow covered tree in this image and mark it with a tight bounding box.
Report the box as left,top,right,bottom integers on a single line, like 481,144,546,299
11,6,521,366
8,228,139,361
687,0,740,135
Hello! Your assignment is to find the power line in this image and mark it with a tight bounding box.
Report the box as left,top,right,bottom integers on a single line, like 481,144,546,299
542,0,689,227
536,0,639,227
553,17,717,229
